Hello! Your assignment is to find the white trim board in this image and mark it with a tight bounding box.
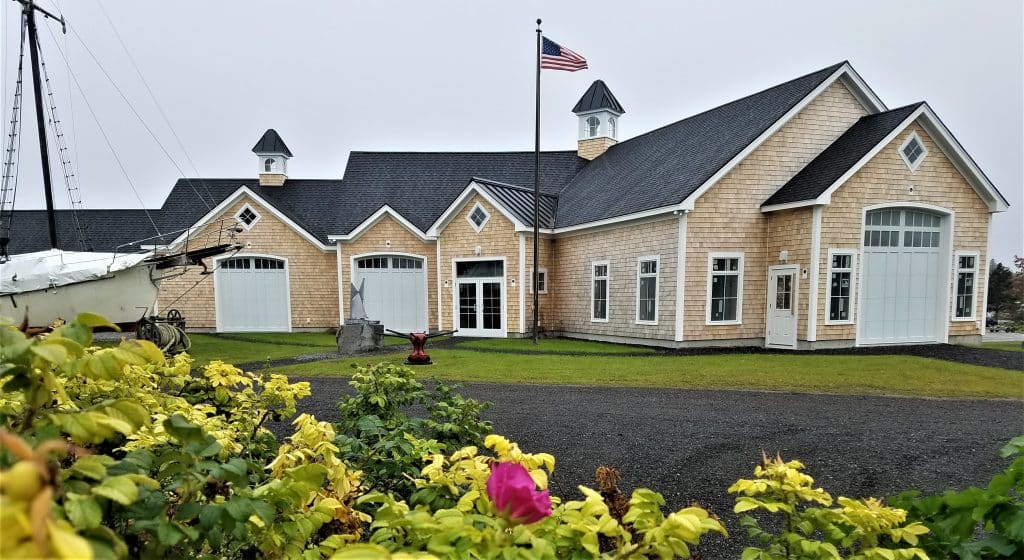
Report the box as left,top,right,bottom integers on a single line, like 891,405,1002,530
806,205,823,341
328,204,433,243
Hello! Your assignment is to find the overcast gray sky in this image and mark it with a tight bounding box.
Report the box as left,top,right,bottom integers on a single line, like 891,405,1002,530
2,0,1021,263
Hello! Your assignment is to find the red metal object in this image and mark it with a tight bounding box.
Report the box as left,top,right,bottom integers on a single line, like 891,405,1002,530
387,329,456,365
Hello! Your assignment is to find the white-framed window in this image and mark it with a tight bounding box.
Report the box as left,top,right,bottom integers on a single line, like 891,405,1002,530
586,116,600,138
898,132,927,172
636,256,659,324
529,267,548,294
608,116,616,138
264,157,276,173
591,261,609,322
826,250,857,324
953,252,978,320
467,202,490,232
706,252,743,324
234,204,261,230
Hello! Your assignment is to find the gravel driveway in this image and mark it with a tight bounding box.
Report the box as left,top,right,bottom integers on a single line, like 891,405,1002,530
273,378,1023,558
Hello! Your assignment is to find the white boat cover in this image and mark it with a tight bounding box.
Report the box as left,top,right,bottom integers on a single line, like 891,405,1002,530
0,249,153,294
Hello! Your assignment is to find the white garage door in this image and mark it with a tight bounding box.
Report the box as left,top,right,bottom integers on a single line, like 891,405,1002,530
215,256,290,332
354,255,427,332
859,208,944,345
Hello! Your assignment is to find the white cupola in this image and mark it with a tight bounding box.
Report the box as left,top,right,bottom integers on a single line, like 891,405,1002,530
572,80,625,160
252,129,292,187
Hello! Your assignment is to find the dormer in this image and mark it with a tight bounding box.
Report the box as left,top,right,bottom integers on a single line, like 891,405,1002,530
252,129,292,187
573,80,625,160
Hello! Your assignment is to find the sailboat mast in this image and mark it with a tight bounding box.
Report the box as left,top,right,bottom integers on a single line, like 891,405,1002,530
21,0,61,248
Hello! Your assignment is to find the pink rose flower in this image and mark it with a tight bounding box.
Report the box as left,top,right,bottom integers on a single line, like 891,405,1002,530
486,462,552,525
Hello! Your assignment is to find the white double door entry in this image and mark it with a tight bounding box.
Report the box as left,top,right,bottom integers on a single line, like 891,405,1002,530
454,259,506,337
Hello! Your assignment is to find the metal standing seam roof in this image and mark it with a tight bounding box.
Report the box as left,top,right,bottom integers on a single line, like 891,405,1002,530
472,177,559,229
762,103,923,207
251,129,293,157
572,80,626,114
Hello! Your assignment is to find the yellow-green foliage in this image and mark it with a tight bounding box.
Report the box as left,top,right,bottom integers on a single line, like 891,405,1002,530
360,434,727,559
729,453,929,560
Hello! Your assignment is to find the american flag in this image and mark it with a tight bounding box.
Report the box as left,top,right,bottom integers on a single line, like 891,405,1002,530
541,37,588,71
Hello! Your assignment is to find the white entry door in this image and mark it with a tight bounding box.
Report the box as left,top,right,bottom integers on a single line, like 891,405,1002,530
766,266,797,347
454,259,505,337
215,256,290,332
353,255,428,332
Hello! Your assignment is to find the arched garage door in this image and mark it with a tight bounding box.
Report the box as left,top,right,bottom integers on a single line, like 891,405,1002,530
215,256,291,332
859,208,946,345
353,255,428,332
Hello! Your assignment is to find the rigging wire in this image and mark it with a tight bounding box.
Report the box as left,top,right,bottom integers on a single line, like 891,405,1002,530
40,22,163,240
61,20,214,212
93,0,216,210
0,14,27,260
53,0,83,213
37,33,91,250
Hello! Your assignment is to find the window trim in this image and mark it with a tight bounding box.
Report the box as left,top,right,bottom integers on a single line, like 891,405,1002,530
466,202,491,233
952,250,979,322
706,252,744,325
898,131,928,172
635,255,660,325
591,260,610,323
233,203,262,231
824,249,858,325
528,267,548,294
586,115,600,138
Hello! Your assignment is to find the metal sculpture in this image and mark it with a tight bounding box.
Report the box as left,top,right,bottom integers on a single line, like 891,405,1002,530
349,278,368,321
386,329,456,365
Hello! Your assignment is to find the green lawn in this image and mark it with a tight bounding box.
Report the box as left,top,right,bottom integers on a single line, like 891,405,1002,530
456,337,657,354
978,341,1024,352
271,349,1024,400
141,331,425,367
118,332,1022,399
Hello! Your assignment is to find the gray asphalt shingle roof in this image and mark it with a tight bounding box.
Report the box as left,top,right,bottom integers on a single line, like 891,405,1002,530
553,62,845,227
9,62,899,253
762,103,922,207
335,151,585,233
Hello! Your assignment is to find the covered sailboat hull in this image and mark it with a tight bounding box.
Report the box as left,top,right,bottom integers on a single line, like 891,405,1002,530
0,250,159,328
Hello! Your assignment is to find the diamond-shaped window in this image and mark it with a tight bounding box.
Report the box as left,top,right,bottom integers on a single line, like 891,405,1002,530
899,133,927,171
467,203,490,232
235,205,260,229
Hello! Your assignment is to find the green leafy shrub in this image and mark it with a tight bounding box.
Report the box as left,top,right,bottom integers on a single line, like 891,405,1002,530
335,362,492,498
728,452,929,559
890,436,1024,559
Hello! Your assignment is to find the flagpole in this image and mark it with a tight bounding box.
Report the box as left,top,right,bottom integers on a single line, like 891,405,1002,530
532,19,541,345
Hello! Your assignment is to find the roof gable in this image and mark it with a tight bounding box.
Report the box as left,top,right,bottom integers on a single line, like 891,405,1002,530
763,103,923,208
573,80,625,114
763,103,1009,212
